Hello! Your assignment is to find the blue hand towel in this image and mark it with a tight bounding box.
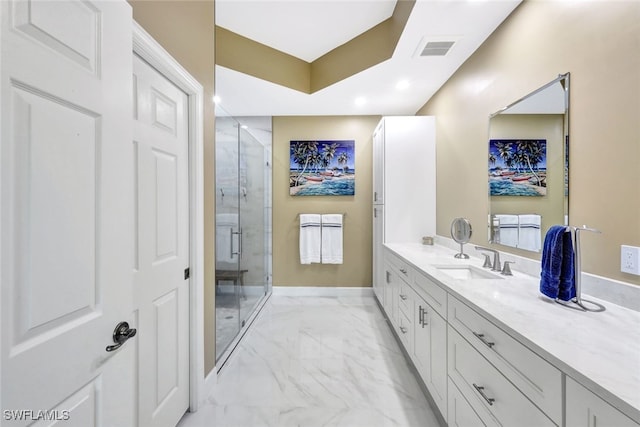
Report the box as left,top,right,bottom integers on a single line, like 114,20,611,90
540,225,575,300
558,231,576,301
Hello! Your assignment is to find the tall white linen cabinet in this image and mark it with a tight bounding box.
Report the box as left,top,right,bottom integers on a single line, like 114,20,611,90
372,116,436,304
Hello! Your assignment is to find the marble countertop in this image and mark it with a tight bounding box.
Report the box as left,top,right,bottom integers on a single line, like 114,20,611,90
384,242,640,423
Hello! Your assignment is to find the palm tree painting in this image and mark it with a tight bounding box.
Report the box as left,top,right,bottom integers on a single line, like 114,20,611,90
290,140,355,196
488,139,547,196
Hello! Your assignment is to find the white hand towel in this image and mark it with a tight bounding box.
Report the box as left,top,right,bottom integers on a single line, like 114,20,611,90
216,213,239,263
321,214,343,264
495,214,519,247
518,214,542,252
299,214,321,264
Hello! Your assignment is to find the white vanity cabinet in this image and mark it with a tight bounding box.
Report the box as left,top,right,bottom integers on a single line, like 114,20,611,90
382,260,399,327
382,248,448,422
448,377,497,427
448,296,562,425
373,204,385,303
412,288,448,420
566,377,640,427
410,271,448,420
448,326,555,426
378,245,640,427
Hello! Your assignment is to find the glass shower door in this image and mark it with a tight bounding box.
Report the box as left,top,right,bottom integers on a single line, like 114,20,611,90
214,116,241,361
238,126,269,324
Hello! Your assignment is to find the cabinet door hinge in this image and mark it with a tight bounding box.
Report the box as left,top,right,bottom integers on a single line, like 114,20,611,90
184,268,190,280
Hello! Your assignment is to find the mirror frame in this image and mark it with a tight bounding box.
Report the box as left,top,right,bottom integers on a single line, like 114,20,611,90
487,73,570,252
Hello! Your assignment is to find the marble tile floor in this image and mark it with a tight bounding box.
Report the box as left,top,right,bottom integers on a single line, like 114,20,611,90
179,295,442,427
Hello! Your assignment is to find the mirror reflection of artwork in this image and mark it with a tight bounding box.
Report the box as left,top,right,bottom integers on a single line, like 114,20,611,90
487,72,569,253
489,139,547,197
289,140,355,196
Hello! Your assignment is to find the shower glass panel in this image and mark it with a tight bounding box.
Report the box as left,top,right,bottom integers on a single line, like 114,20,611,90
215,109,272,363
215,115,241,361
238,125,269,323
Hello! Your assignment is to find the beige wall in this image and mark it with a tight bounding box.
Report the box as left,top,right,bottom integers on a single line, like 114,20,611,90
129,1,218,374
417,0,640,285
273,116,380,287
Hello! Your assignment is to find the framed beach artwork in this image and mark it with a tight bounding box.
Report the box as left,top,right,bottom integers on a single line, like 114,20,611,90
289,140,355,196
488,139,547,196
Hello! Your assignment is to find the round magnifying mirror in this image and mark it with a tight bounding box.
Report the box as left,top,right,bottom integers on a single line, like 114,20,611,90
451,218,472,259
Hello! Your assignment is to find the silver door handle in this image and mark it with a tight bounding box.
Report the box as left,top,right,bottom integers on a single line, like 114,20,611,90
229,228,236,257
473,332,495,349
419,306,428,327
473,384,495,406
231,229,242,256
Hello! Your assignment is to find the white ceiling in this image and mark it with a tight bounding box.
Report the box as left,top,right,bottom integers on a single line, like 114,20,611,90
215,0,522,117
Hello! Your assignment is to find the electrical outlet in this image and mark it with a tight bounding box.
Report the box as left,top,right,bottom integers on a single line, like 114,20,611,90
621,245,640,275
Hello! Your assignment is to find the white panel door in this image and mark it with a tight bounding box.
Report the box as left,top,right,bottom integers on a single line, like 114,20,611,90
1,1,134,426
133,54,190,427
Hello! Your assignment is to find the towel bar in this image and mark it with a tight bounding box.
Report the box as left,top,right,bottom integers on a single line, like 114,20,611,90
296,213,346,219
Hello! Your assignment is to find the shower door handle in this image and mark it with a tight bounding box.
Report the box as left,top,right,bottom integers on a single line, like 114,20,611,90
231,229,242,257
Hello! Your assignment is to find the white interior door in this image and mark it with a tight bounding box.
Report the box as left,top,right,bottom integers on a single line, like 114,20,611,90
133,54,190,427
1,1,135,426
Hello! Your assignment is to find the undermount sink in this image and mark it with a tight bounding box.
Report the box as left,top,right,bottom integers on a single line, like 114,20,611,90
433,264,503,280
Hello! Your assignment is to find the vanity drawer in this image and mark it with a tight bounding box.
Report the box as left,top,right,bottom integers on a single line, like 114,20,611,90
448,377,499,427
448,326,555,427
448,296,562,424
385,250,412,283
412,270,447,319
398,280,413,317
397,308,413,351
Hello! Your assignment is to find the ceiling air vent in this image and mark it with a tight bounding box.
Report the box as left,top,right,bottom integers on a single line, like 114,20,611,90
420,41,455,57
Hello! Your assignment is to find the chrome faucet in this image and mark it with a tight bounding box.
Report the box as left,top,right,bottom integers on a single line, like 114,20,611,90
475,246,501,272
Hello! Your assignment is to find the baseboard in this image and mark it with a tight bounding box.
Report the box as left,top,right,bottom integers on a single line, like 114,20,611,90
272,286,374,297
202,365,217,400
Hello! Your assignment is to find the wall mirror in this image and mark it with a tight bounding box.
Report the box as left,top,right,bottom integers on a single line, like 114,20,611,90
488,73,569,252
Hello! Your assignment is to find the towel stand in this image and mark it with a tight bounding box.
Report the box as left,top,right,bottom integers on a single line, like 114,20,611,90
556,225,606,312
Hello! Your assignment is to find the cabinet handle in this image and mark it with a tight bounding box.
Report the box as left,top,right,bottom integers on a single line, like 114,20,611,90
419,306,428,327
385,271,390,283
374,192,378,202
399,326,408,334
399,268,407,275
473,384,495,406
399,294,407,301
473,332,495,349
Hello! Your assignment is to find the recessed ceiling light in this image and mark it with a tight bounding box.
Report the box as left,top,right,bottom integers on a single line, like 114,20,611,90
396,80,410,90
213,95,221,104
355,97,367,106
240,125,249,129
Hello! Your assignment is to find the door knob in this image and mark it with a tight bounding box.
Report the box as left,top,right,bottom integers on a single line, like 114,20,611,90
105,321,137,352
